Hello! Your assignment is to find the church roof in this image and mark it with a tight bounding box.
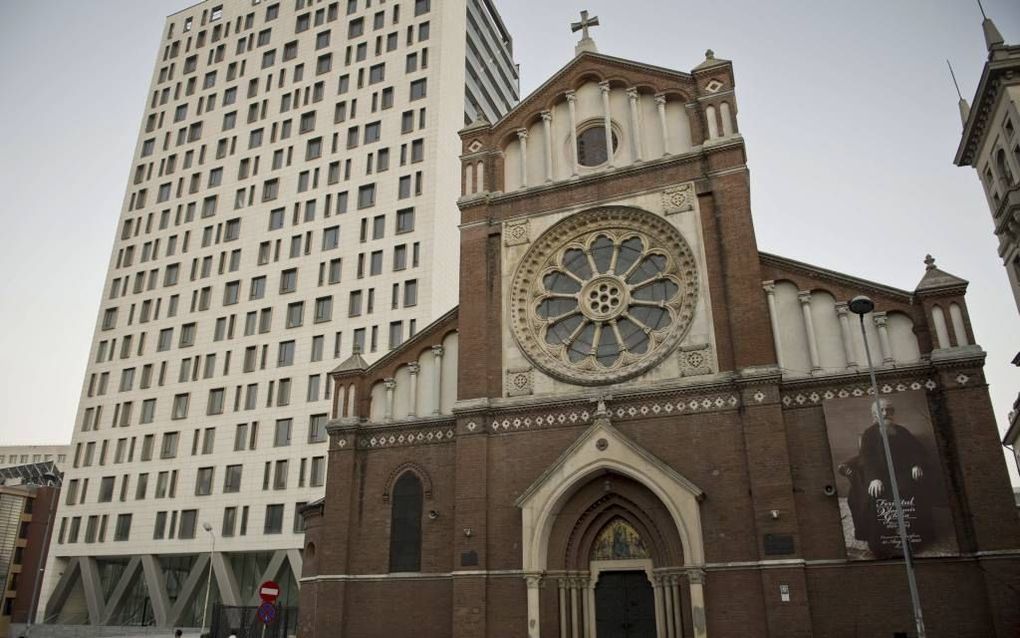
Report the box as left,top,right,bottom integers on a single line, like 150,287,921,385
330,352,368,375
484,50,703,133
692,49,730,72
914,255,968,293
759,252,914,301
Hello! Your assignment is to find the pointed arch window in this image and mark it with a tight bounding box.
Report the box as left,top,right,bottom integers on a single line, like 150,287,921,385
388,471,423,571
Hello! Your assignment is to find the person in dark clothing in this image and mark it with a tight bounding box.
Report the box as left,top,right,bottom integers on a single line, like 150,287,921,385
840,398,933,558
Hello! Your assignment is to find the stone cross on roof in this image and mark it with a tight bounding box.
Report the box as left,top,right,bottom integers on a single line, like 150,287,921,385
571,10,600,55
571,10,600,40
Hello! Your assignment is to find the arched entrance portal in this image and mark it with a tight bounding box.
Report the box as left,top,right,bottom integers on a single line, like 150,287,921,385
516,417,707,638
546,474,690,637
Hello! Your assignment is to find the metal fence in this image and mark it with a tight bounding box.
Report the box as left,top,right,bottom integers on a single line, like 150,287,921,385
209,603,295,638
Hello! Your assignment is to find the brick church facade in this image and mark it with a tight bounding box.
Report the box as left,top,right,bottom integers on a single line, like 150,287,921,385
297,40,1020,638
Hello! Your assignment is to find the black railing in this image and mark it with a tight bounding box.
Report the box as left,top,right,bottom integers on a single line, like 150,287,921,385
209,603,294,638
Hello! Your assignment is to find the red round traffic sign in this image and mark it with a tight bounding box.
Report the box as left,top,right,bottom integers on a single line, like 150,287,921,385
259,580,280,603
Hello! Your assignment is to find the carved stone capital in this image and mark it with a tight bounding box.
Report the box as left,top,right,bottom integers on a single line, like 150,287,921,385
524,573,544,589
686,568,706,585
384,377,396,390
834,302,849,316
408,362,420,375
654,93,667,106
873,311,888,327
797,290,812,305
598,80,611,94
762,280,776,294
626,87,640,100
431,345,445,358
516,128,529,141
564,90,577,104
540,110,552,122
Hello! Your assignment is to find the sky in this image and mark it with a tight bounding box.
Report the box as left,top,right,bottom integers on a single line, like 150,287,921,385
0,0,1018,480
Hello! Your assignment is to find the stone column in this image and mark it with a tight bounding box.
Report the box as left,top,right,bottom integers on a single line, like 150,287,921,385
626,87,642,162
431,345,444,415
585,581,597,638
540,110,554,182
565,91,579,175
407,362,419,417
762,281,784,371
662,575,676,638
558,579,568,638
687,569,708,638
525,573,543,638
383,377,395,422
652,575,666,638
570,578,580,638
670,576,683,638
835,302,858,370
655,93,669,156
599,81,614,167
873,312,895,365
517,128,529,188
798,290,822,373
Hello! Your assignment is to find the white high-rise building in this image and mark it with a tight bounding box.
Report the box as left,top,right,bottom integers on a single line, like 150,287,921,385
37,0,517,631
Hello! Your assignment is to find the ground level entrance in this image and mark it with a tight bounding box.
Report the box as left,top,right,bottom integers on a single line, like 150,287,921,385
594,571,656,638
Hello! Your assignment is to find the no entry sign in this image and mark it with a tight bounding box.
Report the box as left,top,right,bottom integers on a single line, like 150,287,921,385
259,580,280,603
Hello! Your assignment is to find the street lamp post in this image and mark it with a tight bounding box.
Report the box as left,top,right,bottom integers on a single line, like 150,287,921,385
200,522,216,636
848,295,927,638
25,471,59,637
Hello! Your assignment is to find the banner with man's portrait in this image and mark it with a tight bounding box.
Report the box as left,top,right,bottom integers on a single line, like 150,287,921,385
822,390,956,560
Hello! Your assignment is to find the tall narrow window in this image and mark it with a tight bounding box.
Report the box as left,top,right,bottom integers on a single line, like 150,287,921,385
388,471,423,572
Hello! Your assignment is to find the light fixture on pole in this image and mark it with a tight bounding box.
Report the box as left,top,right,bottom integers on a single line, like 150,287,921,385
25,471,59,636
200,522,215,636
848,295,927,638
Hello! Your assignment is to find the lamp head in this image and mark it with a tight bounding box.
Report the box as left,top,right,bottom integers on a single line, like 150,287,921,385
202,522,213,532
848,295,875,316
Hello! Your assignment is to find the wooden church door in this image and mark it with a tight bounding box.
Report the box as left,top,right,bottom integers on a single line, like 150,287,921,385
594,571,656,637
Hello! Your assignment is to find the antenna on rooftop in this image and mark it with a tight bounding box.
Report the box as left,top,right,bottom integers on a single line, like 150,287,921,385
947,60,963,101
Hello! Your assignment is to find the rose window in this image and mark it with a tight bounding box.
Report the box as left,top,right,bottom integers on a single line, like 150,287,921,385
509,207,699,385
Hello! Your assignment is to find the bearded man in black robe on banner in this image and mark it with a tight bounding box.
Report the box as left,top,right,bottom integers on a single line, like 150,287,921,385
838,398,934,559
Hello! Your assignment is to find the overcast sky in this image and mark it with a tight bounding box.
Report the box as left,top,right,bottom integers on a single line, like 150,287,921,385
1,0,1018,480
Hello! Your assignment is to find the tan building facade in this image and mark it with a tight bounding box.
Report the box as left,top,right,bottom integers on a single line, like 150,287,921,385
39,0,518,630
953,13,1020,501
299,37,1020,638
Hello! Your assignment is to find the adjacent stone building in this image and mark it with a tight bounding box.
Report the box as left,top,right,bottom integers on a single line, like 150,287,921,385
952,12,1020,508
299,28,1020,638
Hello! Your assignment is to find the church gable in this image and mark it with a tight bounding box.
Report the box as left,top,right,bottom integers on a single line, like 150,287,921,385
458,51,740,199
759,253,979,379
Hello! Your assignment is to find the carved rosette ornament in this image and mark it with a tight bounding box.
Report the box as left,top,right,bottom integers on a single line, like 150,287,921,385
509,206,699,385
662,182,695,215
504,219,531,247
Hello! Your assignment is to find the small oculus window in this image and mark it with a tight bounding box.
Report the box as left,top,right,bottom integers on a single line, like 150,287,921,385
576,123,618,167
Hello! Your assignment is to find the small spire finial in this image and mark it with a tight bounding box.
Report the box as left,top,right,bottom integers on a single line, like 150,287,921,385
705,49,715,59
924,254,936,271
977,1,1005,50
